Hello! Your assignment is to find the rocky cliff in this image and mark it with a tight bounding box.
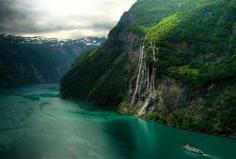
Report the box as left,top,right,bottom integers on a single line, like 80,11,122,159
61,0,236,137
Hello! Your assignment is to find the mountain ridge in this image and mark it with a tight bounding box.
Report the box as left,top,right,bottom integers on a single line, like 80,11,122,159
60,0,236,137
0,34,106,88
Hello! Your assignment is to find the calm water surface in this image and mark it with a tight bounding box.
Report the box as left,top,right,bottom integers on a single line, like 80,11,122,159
0,84,235,159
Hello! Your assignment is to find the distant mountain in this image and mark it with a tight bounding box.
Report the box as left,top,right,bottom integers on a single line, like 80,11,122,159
0,34,106,87
61,0,236,137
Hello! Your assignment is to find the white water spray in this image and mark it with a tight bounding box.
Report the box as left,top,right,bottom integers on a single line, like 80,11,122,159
203,153,221,159
138,43,157,115
131,44,145,105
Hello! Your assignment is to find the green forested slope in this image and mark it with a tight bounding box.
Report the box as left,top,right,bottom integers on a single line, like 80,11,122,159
61,0,195,106
143,0,236,136
60,0,236,137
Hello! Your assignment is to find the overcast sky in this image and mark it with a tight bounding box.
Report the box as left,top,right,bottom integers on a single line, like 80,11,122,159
0,0,136,39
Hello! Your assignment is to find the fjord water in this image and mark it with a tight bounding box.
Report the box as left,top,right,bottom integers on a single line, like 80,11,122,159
0,85,235,159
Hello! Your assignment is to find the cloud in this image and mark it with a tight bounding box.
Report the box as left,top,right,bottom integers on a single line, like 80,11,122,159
0,0,34,32
0,0,136,39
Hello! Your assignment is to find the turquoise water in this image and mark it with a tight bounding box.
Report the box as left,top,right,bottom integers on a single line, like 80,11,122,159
0,84,235,159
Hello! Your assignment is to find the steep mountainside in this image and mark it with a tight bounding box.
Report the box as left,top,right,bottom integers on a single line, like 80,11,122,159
60,0,236,137
0,34,105,87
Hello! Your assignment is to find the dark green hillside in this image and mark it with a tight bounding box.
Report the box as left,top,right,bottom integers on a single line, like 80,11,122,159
143,0,236,136
0,35,105,88
61,0,196,106
61,0,236,137
61,43,131,107
146,0,236,86
126,0,199,35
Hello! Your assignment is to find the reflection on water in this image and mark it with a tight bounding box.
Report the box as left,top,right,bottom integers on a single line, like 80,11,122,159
0,84,235,159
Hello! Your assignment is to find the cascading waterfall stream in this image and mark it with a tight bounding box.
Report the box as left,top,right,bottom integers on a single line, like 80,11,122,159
150,42,157,93
138,42,157,116
130,44,145,105
130,41,158,116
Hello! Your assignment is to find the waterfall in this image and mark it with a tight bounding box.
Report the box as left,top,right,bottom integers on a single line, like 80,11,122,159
131,45,145,105
138,42,157,116
138,93,151,116
149,42,157,93
130,41,158,116
146,62,150,92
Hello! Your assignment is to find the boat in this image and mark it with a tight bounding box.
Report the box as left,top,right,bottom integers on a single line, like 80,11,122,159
183,144,204,155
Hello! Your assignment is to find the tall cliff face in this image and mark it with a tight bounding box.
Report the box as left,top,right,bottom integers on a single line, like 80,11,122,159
119,0,236,137
0,35,105,88
61,0,236,137
60,0,191,106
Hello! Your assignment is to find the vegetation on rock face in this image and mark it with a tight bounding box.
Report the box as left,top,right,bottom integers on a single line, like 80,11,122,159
60,0,193,106
141,0,236,136
147,0,236,85
61,0,236,137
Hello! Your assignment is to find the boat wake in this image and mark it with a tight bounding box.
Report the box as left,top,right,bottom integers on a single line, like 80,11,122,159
183,145,221,159
203,153,221,159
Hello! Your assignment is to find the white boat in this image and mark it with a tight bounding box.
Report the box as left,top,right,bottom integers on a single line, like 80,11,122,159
183,144,204,155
